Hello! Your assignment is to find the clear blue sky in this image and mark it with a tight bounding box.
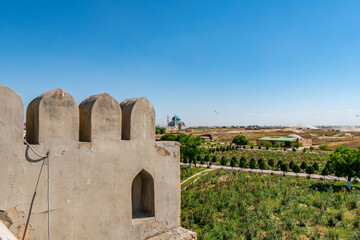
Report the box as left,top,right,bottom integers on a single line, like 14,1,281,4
1,0,360,126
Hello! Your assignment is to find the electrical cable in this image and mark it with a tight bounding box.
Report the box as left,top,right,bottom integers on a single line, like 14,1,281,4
23,140,51,240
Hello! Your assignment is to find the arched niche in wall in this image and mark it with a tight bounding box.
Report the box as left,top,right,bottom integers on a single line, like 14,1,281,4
131,169,155,220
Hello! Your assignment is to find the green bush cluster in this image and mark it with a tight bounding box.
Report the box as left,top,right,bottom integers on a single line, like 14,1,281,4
181,169,360,239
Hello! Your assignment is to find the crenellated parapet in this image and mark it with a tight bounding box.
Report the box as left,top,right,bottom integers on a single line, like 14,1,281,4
26,88,79,144
0,84,24,144
120,97,155,140
79,93,122,143
0,84,192,240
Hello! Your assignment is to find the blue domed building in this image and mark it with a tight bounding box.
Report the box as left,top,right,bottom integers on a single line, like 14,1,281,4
168,115,186,130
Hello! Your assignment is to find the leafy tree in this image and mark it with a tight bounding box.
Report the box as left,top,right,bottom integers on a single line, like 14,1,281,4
230,158,237,168
268,159,274,167
250,146,254,149
176,134,202,168
258,146,261,150
192,155,197,167
321,167,329,180
300,161,308,170
306,166,315,176
289,160,295,170
329,146,360,188
220,156,228,166
259,159,266,171
239,158,246,168
231,157,237,165
313,162,319,172
292,147,297,152
204,154,211,164
155,126,166,134
183,157,188,164
309,146,314,152
232,135,249,146
249,158,256,169
198,155,204,165
324,161,333,174
212,155,218,164
261,142,272,149
160,133,177,141
293,164,301,175
291,142,303,149
281,163,289,173
277,160,283,169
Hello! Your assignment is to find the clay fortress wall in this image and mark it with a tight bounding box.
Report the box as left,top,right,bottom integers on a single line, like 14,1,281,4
0,84,195,240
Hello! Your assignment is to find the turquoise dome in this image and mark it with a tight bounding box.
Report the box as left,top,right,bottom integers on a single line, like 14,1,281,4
172,116,182,121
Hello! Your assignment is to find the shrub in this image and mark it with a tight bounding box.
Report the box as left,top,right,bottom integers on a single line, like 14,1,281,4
281,163,289,173
259,160,267,170
319,144,330,151
160,133,177,141
212,155,218,163
293,164,301,174
306,166,315,176
300,161,308,170
249,158,256,169
313,162,319,171
204,154,211,163
268,159,274,167
239,157,246,168
289,160,295,169
220,156,228,166
155,126,166,134
230,157,237,168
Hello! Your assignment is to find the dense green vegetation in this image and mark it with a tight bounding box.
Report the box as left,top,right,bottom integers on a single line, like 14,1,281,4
181,169,360,239
206,148,330,172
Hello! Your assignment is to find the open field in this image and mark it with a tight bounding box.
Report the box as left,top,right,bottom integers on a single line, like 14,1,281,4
181,169,360,240
185,127,360,150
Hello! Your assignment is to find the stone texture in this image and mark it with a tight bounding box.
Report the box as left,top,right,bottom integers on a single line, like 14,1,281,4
0,85,193,240
120,97,155,140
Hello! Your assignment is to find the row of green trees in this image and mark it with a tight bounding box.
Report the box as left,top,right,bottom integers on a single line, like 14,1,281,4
162,133,360,188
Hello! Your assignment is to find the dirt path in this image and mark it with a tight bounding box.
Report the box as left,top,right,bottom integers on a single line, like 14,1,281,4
181,168,215,188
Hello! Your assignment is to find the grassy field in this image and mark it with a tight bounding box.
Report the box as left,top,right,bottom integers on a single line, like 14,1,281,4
180,166,205,181
181,169,360,240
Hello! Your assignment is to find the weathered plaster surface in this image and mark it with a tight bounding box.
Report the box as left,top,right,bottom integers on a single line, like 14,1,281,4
0,84,195,240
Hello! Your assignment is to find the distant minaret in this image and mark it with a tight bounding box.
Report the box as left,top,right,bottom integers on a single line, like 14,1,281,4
167,115,169,125
174,114,177,130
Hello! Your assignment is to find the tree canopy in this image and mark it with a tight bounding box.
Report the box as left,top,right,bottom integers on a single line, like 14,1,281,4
160,133,202,167
232,135,249,146
328,146,360,187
